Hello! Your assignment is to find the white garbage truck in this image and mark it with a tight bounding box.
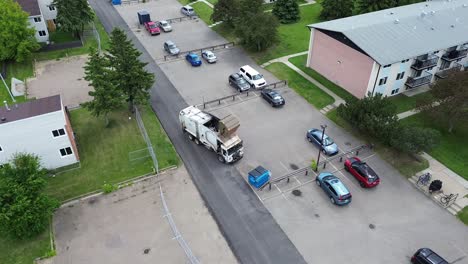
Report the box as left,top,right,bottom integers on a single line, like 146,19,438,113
179,106,244,163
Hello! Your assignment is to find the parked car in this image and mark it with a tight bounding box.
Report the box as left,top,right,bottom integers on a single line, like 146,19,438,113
186,53,202,66
344,157,380,188
239,65,267,88
144,21,160,35
229,73,250,92
181,5,195,16
201,50,217,63
164,40,180,55
411,248,448,264
261,89,285,107
158,20,172,32
316,172,352,205
306,129,339,155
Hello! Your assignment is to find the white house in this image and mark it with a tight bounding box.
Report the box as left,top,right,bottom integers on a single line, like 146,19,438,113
0,95,79,169
16,0,57,43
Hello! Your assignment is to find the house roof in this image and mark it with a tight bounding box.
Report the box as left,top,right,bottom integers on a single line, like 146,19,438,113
309,0,468,65
15,0,41,16
0,95,62,125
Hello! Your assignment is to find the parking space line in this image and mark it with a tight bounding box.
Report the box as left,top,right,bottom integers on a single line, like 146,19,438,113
274,184,288,200
294,176,302,185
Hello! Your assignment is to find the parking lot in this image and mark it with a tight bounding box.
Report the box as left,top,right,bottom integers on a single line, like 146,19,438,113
115,1,468,263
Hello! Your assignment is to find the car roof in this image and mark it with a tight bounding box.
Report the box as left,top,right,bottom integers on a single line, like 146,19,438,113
418,248,448,264
203,50,214,54
327,178,350,195
231,73,242,79
160,20,168,23
188,53,198,58
147,21,155,24
165,40,174,45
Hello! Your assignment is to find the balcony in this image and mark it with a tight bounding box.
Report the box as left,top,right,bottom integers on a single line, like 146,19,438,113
411,54,439,70
435,63,462,79
441,46,468,61
405,73,433,89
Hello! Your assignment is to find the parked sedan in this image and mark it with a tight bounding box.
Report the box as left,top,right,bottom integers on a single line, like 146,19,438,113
163,40,180,55
201,50,217,63
316,172,352,205
185,53,202,66
158,20,172,32
144,21,160,35
306,129,338,155
261,89,285,107
411,248,448,264
344,157,380,188
229,73,250,92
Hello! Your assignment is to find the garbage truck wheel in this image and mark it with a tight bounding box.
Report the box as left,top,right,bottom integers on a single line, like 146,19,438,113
217,155,225,163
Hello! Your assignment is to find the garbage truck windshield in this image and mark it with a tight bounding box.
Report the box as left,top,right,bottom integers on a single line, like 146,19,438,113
228,141,243,155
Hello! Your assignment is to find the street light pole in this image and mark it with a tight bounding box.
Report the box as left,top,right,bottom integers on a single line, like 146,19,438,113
315,124,327,172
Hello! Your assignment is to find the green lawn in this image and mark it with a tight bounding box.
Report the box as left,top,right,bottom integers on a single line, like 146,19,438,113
266,62,334,109
388,92,433,114
400,112,468,180
289,55,355,102
458,206,468,225
49,31,78,44
253,3,323,64
206,0,217,5
192,1,214,25
0,60,32,103
46,106,179,201
326,109,429,178
0,227,51,264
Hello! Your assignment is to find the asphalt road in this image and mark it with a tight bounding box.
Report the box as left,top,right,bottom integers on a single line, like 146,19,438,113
88,0,307,263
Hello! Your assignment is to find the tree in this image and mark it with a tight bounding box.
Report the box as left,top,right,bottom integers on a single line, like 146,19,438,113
106,28,154,112
417,70,468,133
337,93,399,144
0,153,59,239
272,0,300,24
0,0,39,62
53,0,94,37
321,0,354,20
390,126,440,154
396,0,423,6
355,0,397,14
83,48,124,126
235,12,279,51
211,0,240,26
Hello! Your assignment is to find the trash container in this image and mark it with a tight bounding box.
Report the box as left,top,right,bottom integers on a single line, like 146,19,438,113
137,10,151,25
429,180,442,193
111,0,121,5
248,166,270,189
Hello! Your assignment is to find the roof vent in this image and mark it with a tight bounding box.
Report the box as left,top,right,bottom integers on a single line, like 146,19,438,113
394,19,400,24
451,24,455,28
431,27,435,30
3,101,10,111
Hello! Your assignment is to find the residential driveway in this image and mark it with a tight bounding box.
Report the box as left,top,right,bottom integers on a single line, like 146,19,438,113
27,55,92,108
114,1,468,264
51,167,237,264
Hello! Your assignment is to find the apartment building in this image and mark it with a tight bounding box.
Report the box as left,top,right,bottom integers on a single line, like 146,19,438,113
307,0,468,98
16,0,57,43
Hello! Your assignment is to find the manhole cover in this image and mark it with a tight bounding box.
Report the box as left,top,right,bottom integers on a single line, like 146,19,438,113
143,248,151,254
88,198,97,205
369,224,375,229
345,142,352,146
314,214,320,218
290,163,299,170
292,189,302,196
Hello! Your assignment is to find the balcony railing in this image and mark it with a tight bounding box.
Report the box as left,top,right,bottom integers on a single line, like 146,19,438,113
405,73,433,88
442,47,468,61
435,63,462,79
411,54,439,70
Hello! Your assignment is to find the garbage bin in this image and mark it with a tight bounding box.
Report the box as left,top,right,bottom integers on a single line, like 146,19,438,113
137,10,151,25
429,180,442,193
248,166,270,189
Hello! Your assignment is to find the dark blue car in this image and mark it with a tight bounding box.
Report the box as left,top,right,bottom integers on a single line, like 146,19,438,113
186,53,202,67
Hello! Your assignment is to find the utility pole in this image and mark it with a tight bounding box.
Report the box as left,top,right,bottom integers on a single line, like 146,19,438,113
315,124,327,172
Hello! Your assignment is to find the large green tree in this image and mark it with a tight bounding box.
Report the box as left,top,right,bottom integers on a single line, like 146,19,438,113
390,126,440,154
0,153,58,239
83,48,124,126
272,0,300,24
53,0,94,36
211,0,240,26
355,0,397,14
396,0,423,6
321,0,354,20
0,0,39,62
417,70,468,133
106,28,154,112
235,12,279,51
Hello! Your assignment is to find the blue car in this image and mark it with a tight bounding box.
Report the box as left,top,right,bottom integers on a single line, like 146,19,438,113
186,53,202,66
307,128,339,156
316,172,352,205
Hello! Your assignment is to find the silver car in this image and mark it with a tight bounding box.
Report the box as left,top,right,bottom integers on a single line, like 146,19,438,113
158,20,172,32
201,50,217,63
164,40,180,55
181,5,195,16
306,129,339,155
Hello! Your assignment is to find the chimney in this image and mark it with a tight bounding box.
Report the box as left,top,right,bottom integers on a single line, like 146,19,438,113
3,101,10,111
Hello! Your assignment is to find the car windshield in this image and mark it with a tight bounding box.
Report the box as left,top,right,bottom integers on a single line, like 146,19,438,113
187,8,193,12
228,141,243,155
252,74,263,80
208,54,215,58
361,163,378,181
323,136,334,146
149,24,156,28
272,94,282,100
237,78,247,84
168,44,176,49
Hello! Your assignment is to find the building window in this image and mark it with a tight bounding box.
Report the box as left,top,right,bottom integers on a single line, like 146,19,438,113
391,88,400,95
401,59,409,63
396,72,405,80
433,51,439,54
49,5,55,11
59,147,73,157
379,77,388,85
52,128,66,137
0,146,3,152
38,30,47,36
34,17,41,22
383,64,391,68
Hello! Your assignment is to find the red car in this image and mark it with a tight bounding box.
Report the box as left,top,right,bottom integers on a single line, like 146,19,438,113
344,157,380,188
144,21,160,35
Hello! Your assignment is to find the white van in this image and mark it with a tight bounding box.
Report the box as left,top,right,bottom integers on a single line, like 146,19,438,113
239,65,267,88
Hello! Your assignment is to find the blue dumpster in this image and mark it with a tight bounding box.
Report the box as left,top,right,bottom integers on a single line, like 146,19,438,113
111,0,121,5
248,166,270,189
